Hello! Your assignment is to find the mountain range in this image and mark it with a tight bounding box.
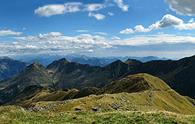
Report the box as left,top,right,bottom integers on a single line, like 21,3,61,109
0,55,194,123
13,54,168,66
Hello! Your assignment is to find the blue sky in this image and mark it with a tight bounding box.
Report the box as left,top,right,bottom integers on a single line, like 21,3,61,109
1,0,195,58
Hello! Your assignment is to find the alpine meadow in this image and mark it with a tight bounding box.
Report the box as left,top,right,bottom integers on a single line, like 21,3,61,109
0,0,195,124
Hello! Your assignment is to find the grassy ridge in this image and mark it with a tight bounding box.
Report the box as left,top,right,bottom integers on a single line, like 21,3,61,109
27,74,195,115
0,106,195,124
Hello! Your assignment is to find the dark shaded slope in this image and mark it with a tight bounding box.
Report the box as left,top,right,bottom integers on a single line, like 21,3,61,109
0,63,53,104
0,57,26,81
128,55,195,98
47,59,133,89
47,58,101,88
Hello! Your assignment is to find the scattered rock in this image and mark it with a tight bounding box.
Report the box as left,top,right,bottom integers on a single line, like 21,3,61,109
92,121,96,124
110,103,120,110
74,107,82,111
92,106,101,112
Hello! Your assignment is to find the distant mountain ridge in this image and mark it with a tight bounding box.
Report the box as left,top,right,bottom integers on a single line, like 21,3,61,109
13,54,168,66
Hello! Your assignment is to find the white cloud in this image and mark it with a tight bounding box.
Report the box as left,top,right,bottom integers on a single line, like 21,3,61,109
113,34,195,46
111,36,121,40
2,32,195,56
108,12,114,16
120,28,134,34
112,0,129,12
85,4,104,11
39,32,63,37
35,1,129,17
120,14,195,34
95,32,107,35
64,2,82,13
153,14,183,28
35,2,82,17
166,0,195,16
88,12,106,20
0,30,22,36
76,30,89,33
134,25,150,32
120,25,151,34
88,49,94,52
34,4,66,17
176,22,195,30
12,32,112,54
189,18,194,23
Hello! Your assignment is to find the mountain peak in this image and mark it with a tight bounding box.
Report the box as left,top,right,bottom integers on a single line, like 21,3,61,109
26,62,44,70
125,59,142,65
105,60,126,68
103,73,170,94
47,58,70,70
57,58,69,63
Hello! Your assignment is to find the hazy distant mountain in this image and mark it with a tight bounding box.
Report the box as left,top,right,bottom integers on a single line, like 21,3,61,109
12,54,168,66
13,54,63,66
0,57,26,81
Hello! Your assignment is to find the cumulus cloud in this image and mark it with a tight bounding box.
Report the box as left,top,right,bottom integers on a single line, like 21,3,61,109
35,3,82,17
120,14,195,34
134,25,151,32
88,12,106,20
153,14,183,28
120,28,134,34
35,4,66,17
2,31,195,56
8,32,111,55
175,22,195,30
35,0,128,17
0,29,22,36
166,0,195,16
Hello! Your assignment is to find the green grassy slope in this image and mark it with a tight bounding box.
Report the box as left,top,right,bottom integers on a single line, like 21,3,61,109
13,73,195,115
102,73,170,94
0,106,195,124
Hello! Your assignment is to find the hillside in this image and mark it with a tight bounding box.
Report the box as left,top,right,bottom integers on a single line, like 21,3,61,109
11,73,195,115
47,59,131,89
0,63,53,104
47,55,195,98
32,74,195,114
128,55,195,98
0,106,195,124
0,57,26,82
102,73,170,94
0,72,194,123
